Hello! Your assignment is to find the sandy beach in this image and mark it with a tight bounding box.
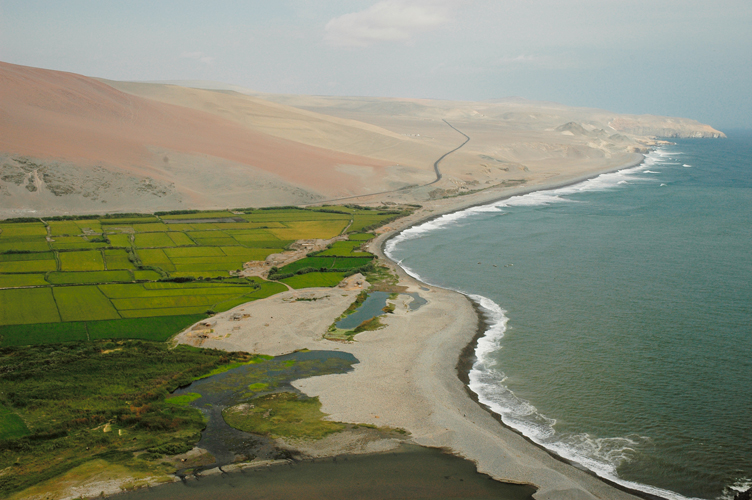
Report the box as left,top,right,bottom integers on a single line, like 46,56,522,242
173,159,649,500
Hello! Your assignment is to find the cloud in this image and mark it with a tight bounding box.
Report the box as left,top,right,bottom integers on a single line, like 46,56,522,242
324,0,454,48
180,51,214,65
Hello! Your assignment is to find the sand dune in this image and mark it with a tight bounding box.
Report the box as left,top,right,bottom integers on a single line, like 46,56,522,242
0,62,419,217
0,62,724,217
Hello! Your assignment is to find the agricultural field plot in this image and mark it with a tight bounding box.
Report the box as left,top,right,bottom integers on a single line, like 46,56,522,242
0,274,48,288
266,220,349,240
0,252,57,273
137,248,176,271
0,237,50,253
281,272,348,289
331,257,374,269
316,240,372,257
99,216,160,225
134,232,175,248
349,212,403,232
0,205,411,345
348,233,376,241
104,249,135,270
133,270,162,280
276,256,373,278
0,288,60,325
106,233,132,248
49,236,108,250
48,221,82,236
164,246,224,258
53,286,120,322
167,232,195,246
59,250,105,271
46,270,133,285
0,222,47,237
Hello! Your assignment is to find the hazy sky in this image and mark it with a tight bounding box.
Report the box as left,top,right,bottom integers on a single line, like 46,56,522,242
1,0,750,129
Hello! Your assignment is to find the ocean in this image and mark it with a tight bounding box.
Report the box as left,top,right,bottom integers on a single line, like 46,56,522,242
385,131,752,500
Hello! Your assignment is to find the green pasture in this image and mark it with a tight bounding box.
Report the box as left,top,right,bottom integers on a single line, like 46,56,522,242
133,270,163,280
348,233,375,241
135,232,175,248
331,257,374,269
49,236,108,250
0,405,31,440
53,286,120,322
0,322,88,346
281,272,347,289
279,257,336,274
0,258,56,273
0,274,48,288
0,251,54,262
86,314,205,340
106,233,132,248
167,232,195,246
0,238,50,253
74,219,103,233
164,246,224,258
317,240,371,257
46,270,133,285
48,221,82,236
0,288,60,325
137,249,176,271
267,220,348,240
59,250,105,271
104,249,135,270
0,222,47,237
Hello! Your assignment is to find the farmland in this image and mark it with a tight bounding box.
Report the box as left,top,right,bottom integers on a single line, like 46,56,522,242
0,206,410,346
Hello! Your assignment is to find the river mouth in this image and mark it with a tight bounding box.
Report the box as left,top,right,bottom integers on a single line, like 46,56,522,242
170,350,358,474
122,444,536,500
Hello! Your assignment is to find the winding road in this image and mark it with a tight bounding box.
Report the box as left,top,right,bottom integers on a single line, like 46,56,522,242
302,119,471,206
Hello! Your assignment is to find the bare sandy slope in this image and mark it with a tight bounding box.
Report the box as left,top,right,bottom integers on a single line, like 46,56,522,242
1,63,724,217
0,62,408,217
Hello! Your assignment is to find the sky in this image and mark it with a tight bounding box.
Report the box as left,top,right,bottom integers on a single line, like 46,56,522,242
1,0,750,130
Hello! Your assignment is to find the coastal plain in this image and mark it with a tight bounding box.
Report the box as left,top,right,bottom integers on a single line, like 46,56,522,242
0,61,726,499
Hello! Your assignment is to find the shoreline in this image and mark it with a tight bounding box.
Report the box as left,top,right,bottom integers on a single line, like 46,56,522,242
368,153,657,499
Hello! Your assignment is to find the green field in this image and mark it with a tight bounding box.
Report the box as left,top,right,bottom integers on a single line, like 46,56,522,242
0,288,60,325
0,404,30,440
46,270,133,285
59,250,105,271
0,274,49,288
281,272,348,289
106,233,132,248
104,249,136,270
0,258,56,273
135,232,175,247
316,240,372,257
53,286,121,322
348,233,375,241
0,205,411,345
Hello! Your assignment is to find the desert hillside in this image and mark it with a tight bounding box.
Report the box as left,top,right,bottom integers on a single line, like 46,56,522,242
0,62,724,218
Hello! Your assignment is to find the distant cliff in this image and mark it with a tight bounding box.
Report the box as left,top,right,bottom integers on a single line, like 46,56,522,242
609,116,725,139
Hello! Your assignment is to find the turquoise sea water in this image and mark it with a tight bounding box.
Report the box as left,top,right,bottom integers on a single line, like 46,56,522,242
386,132,752,500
